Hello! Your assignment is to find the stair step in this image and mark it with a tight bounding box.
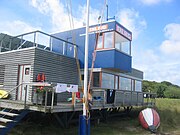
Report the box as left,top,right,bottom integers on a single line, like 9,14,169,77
0,125,6,128
0,111,18,117
0,118,13,123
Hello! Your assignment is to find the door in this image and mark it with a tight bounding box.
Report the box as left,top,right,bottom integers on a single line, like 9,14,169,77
18,65,31,101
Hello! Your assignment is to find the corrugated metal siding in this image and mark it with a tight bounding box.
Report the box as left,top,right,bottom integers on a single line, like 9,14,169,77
33,48,78,102
0,48,35,100
0,47,79,102
0,65,5,88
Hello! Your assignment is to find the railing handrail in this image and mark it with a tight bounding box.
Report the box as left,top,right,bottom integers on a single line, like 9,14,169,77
91,87,156,95
11,30,77,46
1,82,51,99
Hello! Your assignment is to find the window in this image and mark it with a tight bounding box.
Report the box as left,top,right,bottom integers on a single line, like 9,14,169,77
104,32,113,48
102,73,114,89
93,72,100,87
119,77,131,91
97,33,103,49
97,32,114,49
135,80,142,92
25,68,30,75
0,65,5,86
115,32,131,55
66,37,74,57
131,79,135,91
115,76,119,89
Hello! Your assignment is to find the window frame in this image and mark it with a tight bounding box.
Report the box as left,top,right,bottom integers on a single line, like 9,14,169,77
96,31,115,50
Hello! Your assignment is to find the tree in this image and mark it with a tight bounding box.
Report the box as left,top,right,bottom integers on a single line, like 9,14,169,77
156,85,166,98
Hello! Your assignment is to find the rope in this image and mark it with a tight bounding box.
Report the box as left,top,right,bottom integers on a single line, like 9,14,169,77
66,0,107,120
87,0,107,95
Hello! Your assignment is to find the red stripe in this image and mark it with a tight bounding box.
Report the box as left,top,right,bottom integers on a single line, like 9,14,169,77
139,112,149,129
152,109,160,127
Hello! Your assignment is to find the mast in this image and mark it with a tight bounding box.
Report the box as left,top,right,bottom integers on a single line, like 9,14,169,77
83,0,90,116
79,0,90,134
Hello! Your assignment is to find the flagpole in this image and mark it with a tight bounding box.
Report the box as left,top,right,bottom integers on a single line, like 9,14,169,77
83,0,90,116
79,0,90,135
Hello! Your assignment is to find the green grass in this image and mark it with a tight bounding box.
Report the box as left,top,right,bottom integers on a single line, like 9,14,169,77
155,98,180,134
9,98,180,135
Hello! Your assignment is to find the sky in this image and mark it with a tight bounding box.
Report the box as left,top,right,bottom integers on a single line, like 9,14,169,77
0,0,180,85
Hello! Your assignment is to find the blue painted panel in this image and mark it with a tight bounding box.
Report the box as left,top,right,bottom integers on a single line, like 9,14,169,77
95,50,115,68
114,50,132,72
94,49,131,71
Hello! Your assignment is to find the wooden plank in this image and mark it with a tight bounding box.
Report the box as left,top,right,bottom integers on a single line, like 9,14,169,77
0,125,6,128
0,111,18,117
0,118,13,123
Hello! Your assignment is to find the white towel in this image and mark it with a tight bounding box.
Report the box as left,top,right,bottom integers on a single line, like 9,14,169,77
55,83,67,93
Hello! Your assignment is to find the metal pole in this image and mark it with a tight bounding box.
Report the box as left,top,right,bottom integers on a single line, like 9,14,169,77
83,0,90,117
79,0,90,135
106,4,108,21
51,86,55,110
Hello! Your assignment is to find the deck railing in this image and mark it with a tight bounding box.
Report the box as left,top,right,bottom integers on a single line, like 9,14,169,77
0,31,78,58
91,87,156,107
0,82,52,110
0,84,156,113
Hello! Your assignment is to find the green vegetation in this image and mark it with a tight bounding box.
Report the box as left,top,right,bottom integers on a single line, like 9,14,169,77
9,98,180,135
143,80,180,98
155,98,180,134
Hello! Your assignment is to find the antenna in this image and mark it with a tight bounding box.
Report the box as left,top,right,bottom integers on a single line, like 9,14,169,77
106,3,108,21
106,1,115,21
106,0,108,21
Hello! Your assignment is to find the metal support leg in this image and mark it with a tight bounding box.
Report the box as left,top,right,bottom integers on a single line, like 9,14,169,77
54,113,65,128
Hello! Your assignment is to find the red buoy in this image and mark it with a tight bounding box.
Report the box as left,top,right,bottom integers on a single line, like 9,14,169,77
139,108,160,133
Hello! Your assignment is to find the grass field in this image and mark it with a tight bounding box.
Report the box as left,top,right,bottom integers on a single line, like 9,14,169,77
9,98,180,135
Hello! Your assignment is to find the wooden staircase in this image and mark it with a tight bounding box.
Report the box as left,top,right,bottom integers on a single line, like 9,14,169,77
0,109,29,135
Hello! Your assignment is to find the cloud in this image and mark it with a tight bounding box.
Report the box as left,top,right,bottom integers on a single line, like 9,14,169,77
30,0,101,32
134,23,180,86
0,20,41,36
30,0,146,38
138,0,173,5
134,48,180,86
116,8,147,40
160,23,180,55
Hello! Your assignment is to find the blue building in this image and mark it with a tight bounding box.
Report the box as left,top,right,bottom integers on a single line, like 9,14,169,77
52,20,142,92
0,20,156,133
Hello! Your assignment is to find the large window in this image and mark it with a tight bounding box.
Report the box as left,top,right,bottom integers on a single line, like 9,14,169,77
96,31,131,55
93,72,100,87
97,33,103,49
135,80,142,92
119,77,131,91
102,73,114,89
97,32,114,49
104,32,113,48
115,32,131,55
115,76,119,89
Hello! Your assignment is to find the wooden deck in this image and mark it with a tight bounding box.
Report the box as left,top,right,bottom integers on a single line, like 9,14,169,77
0,89,156,113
